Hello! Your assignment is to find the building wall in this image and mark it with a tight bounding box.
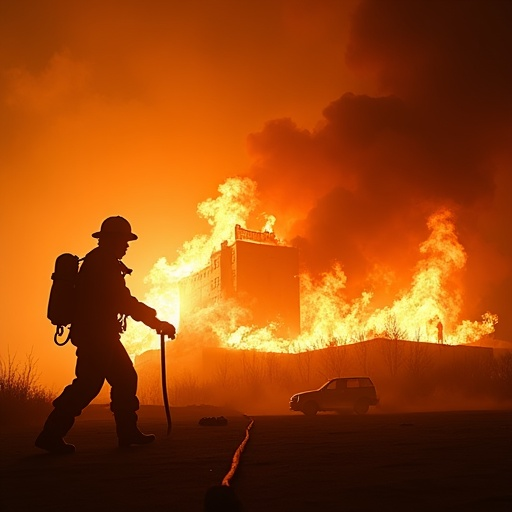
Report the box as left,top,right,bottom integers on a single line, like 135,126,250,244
232,241,300,337
179,254,221,314
179,238,300,337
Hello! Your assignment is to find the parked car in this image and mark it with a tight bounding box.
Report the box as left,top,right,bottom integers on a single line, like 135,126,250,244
289,377,379,416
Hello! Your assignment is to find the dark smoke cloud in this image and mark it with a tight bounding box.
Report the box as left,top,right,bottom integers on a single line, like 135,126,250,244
247,0,512,339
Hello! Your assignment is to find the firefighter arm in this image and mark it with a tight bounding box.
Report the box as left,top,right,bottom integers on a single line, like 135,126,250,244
123,293,176,338
126,296,158,326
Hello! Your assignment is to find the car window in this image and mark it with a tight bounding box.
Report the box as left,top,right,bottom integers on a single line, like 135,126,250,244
346,379,359,388
326,381,337,390
336,379,347,390
359,378,374,388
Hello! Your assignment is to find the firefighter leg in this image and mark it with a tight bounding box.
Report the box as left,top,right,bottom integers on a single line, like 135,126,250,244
35,346,105,454
113,411,156,448
35,409,76,454
107,340,155,447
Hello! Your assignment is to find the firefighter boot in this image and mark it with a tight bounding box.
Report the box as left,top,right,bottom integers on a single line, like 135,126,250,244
35,409,75,454
115,412,155,448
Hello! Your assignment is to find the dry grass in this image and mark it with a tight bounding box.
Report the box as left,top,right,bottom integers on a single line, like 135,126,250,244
0,350,53,425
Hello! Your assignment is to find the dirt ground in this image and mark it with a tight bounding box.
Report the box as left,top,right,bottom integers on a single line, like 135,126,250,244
1,406,511,512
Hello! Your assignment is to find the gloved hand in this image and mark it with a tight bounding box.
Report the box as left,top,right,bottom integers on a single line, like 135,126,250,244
159,321,176,340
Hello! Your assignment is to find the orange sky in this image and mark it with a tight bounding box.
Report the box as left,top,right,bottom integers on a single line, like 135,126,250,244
1,0,510,390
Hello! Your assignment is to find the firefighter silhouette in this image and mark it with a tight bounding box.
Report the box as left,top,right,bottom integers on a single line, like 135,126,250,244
437,321,444,344
36,216,176,454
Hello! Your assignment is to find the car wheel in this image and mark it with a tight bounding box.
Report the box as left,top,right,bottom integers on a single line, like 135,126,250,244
302,401,318,416
354,398,370,415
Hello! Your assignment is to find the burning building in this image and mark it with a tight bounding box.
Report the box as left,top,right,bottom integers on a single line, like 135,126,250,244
178,225,300,338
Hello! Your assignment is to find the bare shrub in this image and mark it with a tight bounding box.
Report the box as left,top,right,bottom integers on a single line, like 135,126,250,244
405,342,433,377
490,351,512,400
171,372,205,406
0,349,53,424
295,349,314,386
413,327,424,342
262,352,279,384
354,342,369,374
240,350,264,387
137,366,161,405
319,345,347,380
353,328,369,343
383,313,408,340
214,352,233,389
380,339,404,377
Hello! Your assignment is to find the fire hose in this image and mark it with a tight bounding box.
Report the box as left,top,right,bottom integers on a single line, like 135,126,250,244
221,415,254,487
160,329,252,497
160,332,172,435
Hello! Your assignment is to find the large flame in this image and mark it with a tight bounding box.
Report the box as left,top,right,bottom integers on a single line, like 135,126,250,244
122,178,497,358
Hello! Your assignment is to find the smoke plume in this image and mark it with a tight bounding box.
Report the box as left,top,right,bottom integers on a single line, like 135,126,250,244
246,0,512,340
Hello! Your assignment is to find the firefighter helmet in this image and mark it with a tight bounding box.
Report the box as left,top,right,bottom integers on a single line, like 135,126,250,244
92,216,138,240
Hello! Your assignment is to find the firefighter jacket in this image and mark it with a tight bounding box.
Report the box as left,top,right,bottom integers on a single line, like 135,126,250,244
70,246,159,345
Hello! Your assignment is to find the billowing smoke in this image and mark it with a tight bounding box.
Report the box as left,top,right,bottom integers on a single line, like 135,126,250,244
246,0,512,340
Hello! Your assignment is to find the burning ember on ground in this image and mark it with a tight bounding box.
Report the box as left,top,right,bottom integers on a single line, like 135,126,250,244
123,177,497,359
